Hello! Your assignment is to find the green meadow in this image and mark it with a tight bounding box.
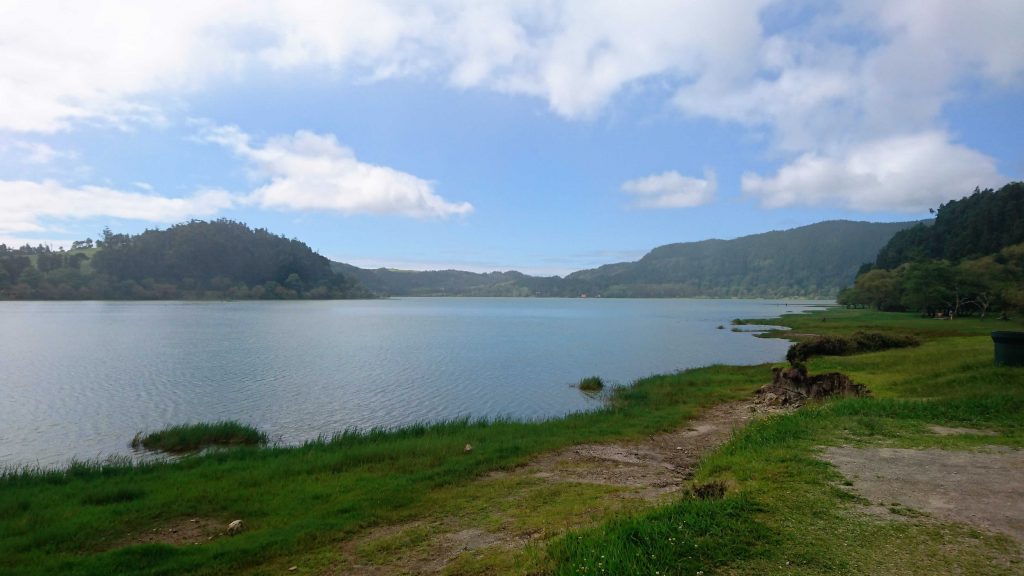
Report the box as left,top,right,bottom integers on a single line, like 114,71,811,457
1,308,1022,575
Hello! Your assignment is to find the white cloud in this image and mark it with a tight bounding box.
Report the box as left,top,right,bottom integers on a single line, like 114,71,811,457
741,132,1004,212
0,141,66,165
0,2,247,133
16,142,60,164
674,2,1024,148
4,1,1022,213
0,180,237,235
200,124,473,218
0,1,773,131
622,170,717,209
3,1,1022,134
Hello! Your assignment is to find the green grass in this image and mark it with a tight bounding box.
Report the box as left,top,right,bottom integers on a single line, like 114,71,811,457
2,308,1022,575
577,376,604,392
549,494,773,575
548,309,1024,575
130,421,268,453
0,364,761,575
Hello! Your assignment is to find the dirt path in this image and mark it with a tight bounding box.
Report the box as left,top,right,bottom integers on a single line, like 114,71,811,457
329,399,770,575
512,400,761,499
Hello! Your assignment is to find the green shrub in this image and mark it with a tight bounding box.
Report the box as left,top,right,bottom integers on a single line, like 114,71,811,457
787,331,918,364
849,331,919,352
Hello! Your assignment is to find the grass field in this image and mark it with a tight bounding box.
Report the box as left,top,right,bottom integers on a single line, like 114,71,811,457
1,308,1022,575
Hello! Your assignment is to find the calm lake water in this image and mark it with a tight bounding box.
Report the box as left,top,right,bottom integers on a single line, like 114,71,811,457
0,298,826,468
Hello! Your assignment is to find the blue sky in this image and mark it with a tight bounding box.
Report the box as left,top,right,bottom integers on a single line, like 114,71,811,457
1,1,1022,275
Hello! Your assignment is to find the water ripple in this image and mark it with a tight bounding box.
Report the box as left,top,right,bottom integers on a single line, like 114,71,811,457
0,298,826,467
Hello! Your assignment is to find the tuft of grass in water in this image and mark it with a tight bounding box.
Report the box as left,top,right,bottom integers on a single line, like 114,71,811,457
577,376,604,392
130,421,268,453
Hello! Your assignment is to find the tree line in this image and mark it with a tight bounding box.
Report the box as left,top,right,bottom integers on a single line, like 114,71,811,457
0,219,370,300
839,182,1024,318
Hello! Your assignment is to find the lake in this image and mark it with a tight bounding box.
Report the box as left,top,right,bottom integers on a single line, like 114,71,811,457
0,298,826,468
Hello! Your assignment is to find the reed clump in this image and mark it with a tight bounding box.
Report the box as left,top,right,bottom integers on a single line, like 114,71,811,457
131,421,268,453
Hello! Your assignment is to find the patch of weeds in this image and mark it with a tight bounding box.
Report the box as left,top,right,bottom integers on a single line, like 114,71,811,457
690,480,728,500
549,494,772,576
81,487,145,506
130,421,267,453
578,376,604,392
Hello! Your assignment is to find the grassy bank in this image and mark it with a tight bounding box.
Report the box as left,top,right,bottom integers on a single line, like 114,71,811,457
0,364,759,574
550,310,1024,575
2,308,1022,575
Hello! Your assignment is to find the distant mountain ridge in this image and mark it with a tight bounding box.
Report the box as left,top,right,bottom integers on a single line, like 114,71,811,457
335,219,921,299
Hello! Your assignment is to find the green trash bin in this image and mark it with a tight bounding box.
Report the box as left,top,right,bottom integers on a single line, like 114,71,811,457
992,331,1024,366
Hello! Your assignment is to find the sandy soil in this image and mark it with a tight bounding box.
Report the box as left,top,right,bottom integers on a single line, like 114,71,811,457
514,399,765,499
823,444,1024,544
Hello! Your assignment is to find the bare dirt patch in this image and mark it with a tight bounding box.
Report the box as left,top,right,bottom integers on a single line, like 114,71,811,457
329,399,778,574
334,521,529,575
927,424,998,436
823,446,1024,543
116,517,226,548
517,399,769,499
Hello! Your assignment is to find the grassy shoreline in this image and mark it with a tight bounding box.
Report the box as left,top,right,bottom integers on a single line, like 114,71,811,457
552,311,1024,575
2,308,1022,575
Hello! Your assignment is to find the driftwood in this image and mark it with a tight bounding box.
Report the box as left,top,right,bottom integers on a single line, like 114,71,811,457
756,365,870,407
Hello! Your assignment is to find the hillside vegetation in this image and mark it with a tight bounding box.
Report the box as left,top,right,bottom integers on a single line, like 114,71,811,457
841,182,1024,317
565,220,916,298
0,220,369,300
876,182,1024,269
339,220,918,299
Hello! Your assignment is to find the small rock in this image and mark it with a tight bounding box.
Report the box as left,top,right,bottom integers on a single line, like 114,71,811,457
464,443,473,453
227,519,244,536
190,518,198,523
288,567,297,572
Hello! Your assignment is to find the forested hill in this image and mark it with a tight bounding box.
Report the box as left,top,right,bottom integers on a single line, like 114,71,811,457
331,264,562,297
337,220,919,299
841,182,1024,316
563,220,919,298
875,182,1024,269
1,217,924,301
0,220,369,300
